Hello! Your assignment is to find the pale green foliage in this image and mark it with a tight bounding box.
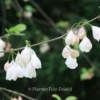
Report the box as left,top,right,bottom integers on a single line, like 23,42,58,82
24,5,36,12
65,96,77,100
57,21,69,27
5,24,27,36
52,94,62,100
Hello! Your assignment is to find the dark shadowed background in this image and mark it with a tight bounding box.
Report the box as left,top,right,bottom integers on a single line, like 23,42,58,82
0,0,100,100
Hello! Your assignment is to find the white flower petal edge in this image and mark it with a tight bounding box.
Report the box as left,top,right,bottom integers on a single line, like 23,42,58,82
62,45,70,58
31,54,42,69
65,31,76,45
4,62,11,71
15,53,24,67
79,36,92,53
6,60,24,81
24,62,36,78
92,26,100,41
21,46,31,65
78,26,86,39
65,56,78,69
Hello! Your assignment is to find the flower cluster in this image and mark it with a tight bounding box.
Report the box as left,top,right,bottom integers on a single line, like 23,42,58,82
62,25,100,69
0,39,6,57
4,45,41,81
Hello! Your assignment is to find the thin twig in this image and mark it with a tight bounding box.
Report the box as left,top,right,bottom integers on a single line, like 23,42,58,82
0,90,11,99
0,33,65,53
30,0,65,34
0,87,36,100
13,0,23,12
0,14,100,53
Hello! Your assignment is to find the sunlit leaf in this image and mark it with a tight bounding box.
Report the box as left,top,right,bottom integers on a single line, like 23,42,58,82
65,96,77,100
52,94,62,100
9,24,26,34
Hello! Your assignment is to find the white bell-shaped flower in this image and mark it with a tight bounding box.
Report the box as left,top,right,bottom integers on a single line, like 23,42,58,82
78,26,86,39
79,36,92,52
62,45,70,58
21,46,31,66
6,60,24,81
4,62,11,71
31,54,42,69
24,62,36,78
65,56,78,69
15,53,24,67
91,25,100,41
0,39,5,49
65,31,76,45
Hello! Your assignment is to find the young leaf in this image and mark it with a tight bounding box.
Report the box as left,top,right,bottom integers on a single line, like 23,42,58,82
52,94,62,100
65,96,77,100
9,24,26,34
14,24,26,32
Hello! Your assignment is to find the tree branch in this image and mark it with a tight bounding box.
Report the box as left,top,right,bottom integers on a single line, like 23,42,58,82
0,87,36,100
0,14,100,53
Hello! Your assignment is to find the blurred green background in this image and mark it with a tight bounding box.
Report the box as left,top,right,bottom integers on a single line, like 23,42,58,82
0,0,100,100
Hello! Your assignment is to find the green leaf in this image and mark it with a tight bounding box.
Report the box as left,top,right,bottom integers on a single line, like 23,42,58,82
52,94,62,100
14,24,26,32
57,21,69,27
9,24,26,34
25,5,36,12
65,96,77,100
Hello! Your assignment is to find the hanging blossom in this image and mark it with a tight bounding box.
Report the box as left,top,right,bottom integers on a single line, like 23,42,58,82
11,96,22,100
78,26,86,39
62,45,79,69
62,26,93,69
91,25,100,41
79,36,92,53
62,30,80,69
0,39,6,58
5,41,42,81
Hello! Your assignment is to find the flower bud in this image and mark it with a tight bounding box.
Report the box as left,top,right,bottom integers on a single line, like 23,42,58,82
79,36,92,52
23,11,32,18
4,62,11,71
78,26,86,39
65,31,76,45
18,96,22,100
62,45,70,58
91,25,100,41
